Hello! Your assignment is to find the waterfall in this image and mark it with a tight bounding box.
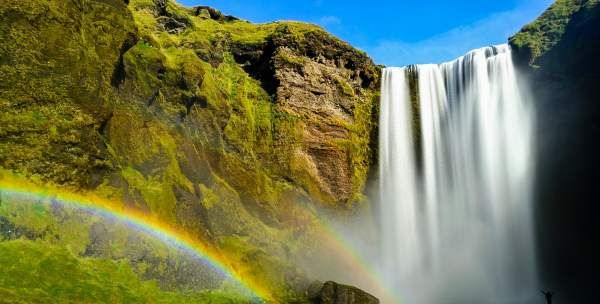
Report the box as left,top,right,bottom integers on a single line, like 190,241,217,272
378,44,537,303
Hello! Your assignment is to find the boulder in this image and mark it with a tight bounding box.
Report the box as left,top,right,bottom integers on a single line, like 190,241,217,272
311,281,379,304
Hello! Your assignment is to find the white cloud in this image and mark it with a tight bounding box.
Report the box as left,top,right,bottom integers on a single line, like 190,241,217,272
364,0,553,66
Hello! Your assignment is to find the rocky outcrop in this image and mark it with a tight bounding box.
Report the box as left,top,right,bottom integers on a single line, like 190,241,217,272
310,281,379,304
231,25,379,205
192,6,238,22
510,1,600,302
272,30,378,205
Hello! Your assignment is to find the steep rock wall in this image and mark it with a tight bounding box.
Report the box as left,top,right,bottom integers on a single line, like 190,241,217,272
510,0,600,302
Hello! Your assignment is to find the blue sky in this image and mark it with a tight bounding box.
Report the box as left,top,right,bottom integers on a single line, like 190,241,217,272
178,0,554,66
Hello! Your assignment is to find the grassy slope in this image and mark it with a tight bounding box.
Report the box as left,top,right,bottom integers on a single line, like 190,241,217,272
0,240,248,304
0,175,257,303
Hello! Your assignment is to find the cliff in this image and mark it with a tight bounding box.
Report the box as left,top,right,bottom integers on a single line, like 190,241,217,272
510,0,600,302
0,0,379,302
9,0,600,302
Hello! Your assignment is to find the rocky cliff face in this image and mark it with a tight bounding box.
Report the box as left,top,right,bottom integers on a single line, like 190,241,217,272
0,0,379,301
510,0,600,302
229,20,379,207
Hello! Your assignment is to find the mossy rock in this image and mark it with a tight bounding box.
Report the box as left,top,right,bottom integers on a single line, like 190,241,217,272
1,0,382,301
509,0,600,67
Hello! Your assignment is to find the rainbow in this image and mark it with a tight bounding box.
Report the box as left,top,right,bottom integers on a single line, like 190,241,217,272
305,215,400,303
0,173,272,302
323,227,398,303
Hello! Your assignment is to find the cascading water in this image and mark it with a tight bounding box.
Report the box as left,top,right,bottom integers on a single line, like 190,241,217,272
378,44,537,303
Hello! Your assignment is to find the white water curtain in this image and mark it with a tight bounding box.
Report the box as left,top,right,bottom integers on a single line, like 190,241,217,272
378,45,537,304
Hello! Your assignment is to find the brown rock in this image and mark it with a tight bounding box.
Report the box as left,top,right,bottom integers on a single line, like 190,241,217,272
269,26,379,205
313,281,380,304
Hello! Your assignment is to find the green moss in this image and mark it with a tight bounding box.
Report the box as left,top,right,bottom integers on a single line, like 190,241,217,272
406,67,422,167
0,0,136,186
275,50,307,69
218,236,309,303
0,190,93,254
347,92,378,204
129,0,325,49
0,240,250,304
123,40,166,92
0,179,246,297
199,184,219,209
333,76,356,97
2,0,380,300
509,0,599,65
210,55,274,157
126,0,377,209
121,166,178,223
289,148,332,204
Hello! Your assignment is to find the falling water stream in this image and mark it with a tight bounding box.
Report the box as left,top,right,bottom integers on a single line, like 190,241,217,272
379,45,537,304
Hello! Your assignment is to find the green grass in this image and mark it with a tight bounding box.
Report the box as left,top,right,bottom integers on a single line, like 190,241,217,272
0,186,257,303
0,240,251,304
510,0,599,65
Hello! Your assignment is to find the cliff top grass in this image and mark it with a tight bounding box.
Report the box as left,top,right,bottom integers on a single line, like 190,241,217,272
131,0,332,49
510,0,600,66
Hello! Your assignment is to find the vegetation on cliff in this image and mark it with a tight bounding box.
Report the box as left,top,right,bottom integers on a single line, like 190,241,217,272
510,0,599,67
0,240,247,304
0,173,257,303
510,1,600,302
0,0,379,302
